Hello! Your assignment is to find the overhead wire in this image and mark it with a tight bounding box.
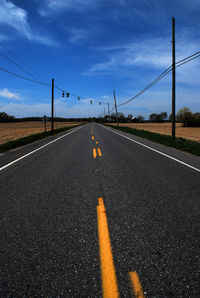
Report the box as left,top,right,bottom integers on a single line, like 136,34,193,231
117,50,200,108
0,41,47,83
118,66,172,107
176,53,200,68
0,43,199,109
0,66,51,86
0,51,46,83
0,64,95,103
176,50,200,65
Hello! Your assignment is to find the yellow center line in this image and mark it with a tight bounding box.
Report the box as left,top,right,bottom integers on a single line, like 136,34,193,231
93,148,97,158
92,136,94,140
96,141,99,144
97,148,102,157
97,197,119,298
129,272,145,298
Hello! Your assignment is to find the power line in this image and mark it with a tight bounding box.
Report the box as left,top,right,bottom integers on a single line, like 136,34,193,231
0,41,47,83
0,66,51,86
55,83,108,106
55,51,200,105
0,65,95,104
176,53,200,68
0,51,46,83
176,50,200,65
118,66,172,107
117,50,200,108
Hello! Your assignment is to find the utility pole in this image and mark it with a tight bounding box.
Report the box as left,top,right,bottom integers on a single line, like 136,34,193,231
172,17,176,140
108,101,110,125
51,78,54,132
104,107,106,122
113,89,118,126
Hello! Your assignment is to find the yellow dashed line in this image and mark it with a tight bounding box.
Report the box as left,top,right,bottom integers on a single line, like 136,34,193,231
129,272,145,298
92,136,94,140
97,148,102,157
93,148,97,158
96,141,99,144
97,198,119,298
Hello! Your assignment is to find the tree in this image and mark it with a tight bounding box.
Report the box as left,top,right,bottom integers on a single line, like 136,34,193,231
137,115,144,122
176,107,200,127
149,112,167,123
0,112,15,122
160,112,168,121
149,113,157,122
176,107,192,122
117,112,126,123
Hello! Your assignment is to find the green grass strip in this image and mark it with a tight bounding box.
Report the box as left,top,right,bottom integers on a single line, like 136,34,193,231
108,125,200,156
0,124,84,153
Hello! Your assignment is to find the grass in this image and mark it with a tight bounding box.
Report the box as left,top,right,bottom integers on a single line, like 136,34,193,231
108,124,200,156
0,124,83,153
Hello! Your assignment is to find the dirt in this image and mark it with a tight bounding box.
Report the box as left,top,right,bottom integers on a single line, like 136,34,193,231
0,122,82,145
111,123,200,142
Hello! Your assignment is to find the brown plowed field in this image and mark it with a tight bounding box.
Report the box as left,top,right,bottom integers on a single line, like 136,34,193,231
0,122,82,145
111,123,200,142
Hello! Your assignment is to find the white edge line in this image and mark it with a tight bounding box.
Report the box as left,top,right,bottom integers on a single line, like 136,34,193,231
101,125,200,173
0,125,85,172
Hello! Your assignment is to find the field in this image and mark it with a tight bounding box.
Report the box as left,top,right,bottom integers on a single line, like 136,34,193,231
0,121,82,145
111,123,200,142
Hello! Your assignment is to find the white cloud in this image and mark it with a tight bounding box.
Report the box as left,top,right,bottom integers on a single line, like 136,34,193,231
0,88,20,99
0,0,57,46
84,35,200,79
0,0,31,39
84,38,172,76
39,0,100,16
69,28,90,44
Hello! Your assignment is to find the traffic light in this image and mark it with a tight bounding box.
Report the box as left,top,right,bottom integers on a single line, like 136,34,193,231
90,100,92,104
66,93,70,97
62,91,65,97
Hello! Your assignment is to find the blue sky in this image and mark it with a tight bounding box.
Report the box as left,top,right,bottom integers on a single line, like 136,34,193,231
0,0,199,119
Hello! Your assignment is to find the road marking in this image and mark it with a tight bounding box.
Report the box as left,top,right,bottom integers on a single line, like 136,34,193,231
93,148,97,158
102,125,200,173
97,197,119,298
92,136,94,140
129,272,145,298
96,141,99,144
0,125,85,172
98,148,102,156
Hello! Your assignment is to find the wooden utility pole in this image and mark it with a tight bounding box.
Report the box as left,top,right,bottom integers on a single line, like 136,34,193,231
172,17,176,139
108,101,110,125
51,78,54,132
113,90,118,126
108,101,110,115
43,115,47,132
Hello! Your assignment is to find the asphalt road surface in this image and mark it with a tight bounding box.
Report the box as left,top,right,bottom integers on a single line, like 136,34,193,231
0,123,200,297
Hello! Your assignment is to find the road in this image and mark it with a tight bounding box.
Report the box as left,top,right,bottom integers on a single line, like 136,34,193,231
0,123,200,297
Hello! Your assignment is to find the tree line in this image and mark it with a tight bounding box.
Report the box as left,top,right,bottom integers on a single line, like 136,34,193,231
0,107,199,127
149,107,200,126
